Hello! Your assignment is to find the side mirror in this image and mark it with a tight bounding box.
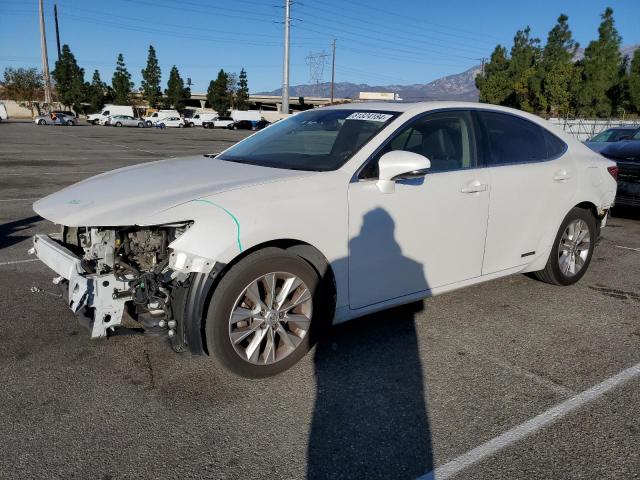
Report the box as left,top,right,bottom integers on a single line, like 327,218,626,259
376,151,431,194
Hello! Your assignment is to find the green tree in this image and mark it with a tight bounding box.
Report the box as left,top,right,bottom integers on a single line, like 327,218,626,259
111,53,133,105
476,45,512,105
538,14,578,115
577,7,622,117
140,45,162,108
207,69,231,116
629,48,640,113
1,67,43,116
236,68,249,110
508,27,541,112
165,65,190,109
87,70,108,112
52,44,86,113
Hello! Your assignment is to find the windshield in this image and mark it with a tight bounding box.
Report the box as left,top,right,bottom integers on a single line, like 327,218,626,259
217,109,399,171
633,129,640,140
591,128,636,142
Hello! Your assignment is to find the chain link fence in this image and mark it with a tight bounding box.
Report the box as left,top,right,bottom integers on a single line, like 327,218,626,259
548,117,640,141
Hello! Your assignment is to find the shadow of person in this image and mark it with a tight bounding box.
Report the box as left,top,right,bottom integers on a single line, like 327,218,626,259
307,208,433,479
0,215,42,250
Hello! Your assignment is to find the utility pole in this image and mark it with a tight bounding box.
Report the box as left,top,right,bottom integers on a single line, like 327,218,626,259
330,39,336,104
281,0,291,114
480,57,486,76
54,4,61,60
38,0,52,105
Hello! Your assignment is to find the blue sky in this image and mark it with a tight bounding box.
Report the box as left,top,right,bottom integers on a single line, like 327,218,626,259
1,0,639,93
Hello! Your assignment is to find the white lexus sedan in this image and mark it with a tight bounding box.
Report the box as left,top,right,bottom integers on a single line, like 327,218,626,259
31,102,617,377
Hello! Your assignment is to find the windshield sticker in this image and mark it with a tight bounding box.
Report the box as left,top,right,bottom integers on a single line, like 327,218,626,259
346,112,393,122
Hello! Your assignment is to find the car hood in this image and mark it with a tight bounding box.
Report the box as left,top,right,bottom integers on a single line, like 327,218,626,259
33,155,312,226
599,140,640,160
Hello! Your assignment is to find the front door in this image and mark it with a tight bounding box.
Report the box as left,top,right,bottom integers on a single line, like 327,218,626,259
348,110,490,309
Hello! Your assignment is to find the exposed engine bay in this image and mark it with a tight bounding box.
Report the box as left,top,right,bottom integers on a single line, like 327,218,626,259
45,223,194,342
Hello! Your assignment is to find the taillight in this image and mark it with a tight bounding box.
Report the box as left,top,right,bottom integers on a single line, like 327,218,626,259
607,165,619,180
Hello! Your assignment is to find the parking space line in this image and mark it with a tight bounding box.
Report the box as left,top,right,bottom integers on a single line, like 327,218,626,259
4,171,105,176
614,245,640,252
461,345,575,397
0,198,39,202
0,259,39,267
418,361,640,480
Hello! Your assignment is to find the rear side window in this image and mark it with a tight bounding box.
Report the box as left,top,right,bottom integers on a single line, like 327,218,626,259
477,111,565,165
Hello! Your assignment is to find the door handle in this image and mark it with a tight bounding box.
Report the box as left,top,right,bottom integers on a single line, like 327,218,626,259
460,180,488,193
553,170,571,182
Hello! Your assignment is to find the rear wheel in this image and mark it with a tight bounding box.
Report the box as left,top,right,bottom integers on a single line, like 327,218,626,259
205,248,325,378
533,207,596,286
66,120,74,126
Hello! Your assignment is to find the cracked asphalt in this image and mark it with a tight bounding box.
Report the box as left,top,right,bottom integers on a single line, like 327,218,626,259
1,120,639,479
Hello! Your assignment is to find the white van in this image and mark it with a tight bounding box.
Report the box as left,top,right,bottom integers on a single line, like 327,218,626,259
232,110,261,122
0,102,8,120
87,105,134,125
143,109,180,126
188,112,217,127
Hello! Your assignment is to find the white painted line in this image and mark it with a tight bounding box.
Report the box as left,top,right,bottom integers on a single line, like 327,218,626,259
5,171,105,176
418,362,640,480
0,198,39,202
0,258,39,266
614,245,640,252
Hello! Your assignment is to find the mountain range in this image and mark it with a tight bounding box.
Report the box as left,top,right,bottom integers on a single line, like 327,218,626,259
257,44,639,103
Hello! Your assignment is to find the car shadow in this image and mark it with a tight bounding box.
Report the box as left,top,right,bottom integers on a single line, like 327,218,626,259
0,215,42,250
307,208,433,479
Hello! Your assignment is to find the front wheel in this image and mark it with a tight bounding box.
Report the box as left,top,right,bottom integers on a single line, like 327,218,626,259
137,122,144,128
178,124,183,128
115,121,122,127
205,248,325,378
145,120,152,127
533,207,596,286
38,119,46,125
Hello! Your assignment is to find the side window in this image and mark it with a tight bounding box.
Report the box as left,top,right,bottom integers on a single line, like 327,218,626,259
361,110,477,178
477,111,563,165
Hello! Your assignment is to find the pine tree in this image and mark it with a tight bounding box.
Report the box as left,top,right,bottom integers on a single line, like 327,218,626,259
508,27,541,112
538,14,578,115
111,53,133,105
141,45,162,108
476,45,512,105
208,69,231,116
236,68,249,111
52,44,85,113
88,70,108,112
577,8,622,117
629,48,640,113
165,65,188,109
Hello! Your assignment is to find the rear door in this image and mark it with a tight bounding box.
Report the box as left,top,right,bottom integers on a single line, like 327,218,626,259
476,111,575,274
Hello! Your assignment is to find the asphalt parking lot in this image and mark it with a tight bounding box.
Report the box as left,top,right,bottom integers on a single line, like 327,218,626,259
1,120,639,479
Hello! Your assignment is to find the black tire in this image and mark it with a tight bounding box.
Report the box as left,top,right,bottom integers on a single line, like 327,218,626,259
189,122,194,128
233,125,238,130
205,247,326,378
115,121,122,127
66,120,74,126
145,120,152,127
38,119,46,125
137,122,144,128
533,207,597,286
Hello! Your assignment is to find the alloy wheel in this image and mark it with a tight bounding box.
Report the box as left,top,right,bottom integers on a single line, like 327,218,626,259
558,219,591,277
228,272,312,365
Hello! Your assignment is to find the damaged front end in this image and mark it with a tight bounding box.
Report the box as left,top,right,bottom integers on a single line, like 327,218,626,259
30,222,212,351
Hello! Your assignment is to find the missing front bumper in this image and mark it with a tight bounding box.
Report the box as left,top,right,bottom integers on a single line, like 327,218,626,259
30,234,130,338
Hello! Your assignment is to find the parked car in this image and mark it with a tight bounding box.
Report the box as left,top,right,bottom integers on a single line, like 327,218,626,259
34,112,76,126
156,116,185,128
30,102,616,378
228,119,270,131
111,115,145,128
599,132,640,207
202,116,235,129
88,105,135,125
144,109,180,127
584,127,639,152
188,113,217,127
